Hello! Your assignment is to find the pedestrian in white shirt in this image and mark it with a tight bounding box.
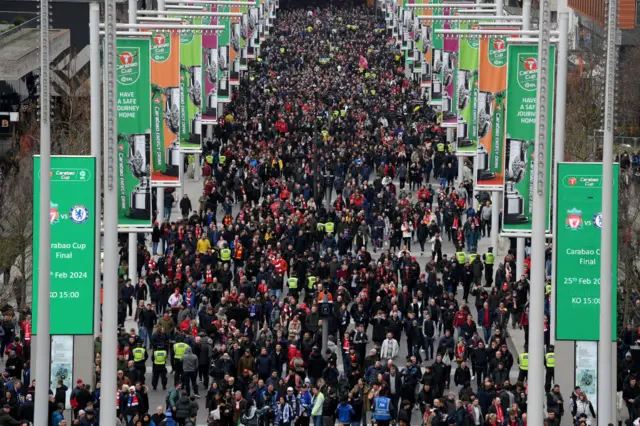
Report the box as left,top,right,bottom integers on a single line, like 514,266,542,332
381,332,399,361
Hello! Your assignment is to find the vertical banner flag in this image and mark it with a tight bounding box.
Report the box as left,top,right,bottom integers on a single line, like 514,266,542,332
420,2,432,88
150,31,181,185
259,0,266,41
116,38,152,227
412,14,422,73
476,30,510,189
429,0,442,105
502,43,556,232
441,7,458,128
33,156,96,335
455,21,478,154
202,5,219,123
230,4,241,84
217,6,232,102
555,162,618,341
248,3,259,59
240,4,250,70
179,16,203,151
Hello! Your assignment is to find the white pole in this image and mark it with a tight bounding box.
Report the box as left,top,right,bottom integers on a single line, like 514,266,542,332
129,0,137,30
598,0,617,417
491,191,500,254
528,0,552,419
522,0,531,31
100,0,119,424
90,2,102,338
158,0,165,9
194,153,200,180
157,187,165,255
496,0,503,16
516,237,525,278
129,233,138,284
34,0,52,422
178,153,184,199
549,12,569,346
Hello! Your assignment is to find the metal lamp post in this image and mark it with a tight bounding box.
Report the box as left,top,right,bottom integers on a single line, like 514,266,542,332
598,0,618,420
34,0,52,421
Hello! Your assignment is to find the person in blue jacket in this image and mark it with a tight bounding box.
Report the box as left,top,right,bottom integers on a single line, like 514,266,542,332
335,396,356,424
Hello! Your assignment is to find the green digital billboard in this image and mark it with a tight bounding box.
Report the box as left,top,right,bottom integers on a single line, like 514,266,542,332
555,162,618,341
32,156,96,335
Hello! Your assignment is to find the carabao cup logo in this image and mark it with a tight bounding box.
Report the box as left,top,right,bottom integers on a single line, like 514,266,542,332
151,32,171,63
488,38,507,67
180,18,194,44
117,47,141,85
517,55,538,91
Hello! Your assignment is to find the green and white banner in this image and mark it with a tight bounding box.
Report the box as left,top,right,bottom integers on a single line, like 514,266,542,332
501,43,556,233
178,16,203,151
217,7,232,102
455,21,479,154
116,38,152,227
429,0,442,105
33,156,96,335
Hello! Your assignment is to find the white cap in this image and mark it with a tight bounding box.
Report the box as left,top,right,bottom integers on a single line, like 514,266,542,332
287,387,294,392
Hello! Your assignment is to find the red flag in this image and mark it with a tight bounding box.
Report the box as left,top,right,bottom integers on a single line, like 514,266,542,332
359,55,368,69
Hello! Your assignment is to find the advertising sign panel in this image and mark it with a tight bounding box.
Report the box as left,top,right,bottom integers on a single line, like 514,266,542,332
149,31,181,185
116,38,153,226
441,7,458,129
32,156,96,335
455,21,478,154
178,17,203,151
501,43,555,233
475,31,512,189
202,5,220,123
556,162,618,341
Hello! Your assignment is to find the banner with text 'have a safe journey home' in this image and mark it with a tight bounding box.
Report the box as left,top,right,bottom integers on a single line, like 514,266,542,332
116,38,152,227
501,43,555,233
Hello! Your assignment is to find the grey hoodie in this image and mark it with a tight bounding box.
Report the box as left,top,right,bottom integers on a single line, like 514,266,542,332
182,346,198,372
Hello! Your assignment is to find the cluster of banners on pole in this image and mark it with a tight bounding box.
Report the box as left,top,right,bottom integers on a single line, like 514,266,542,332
394,1,558,236
109,0,271,228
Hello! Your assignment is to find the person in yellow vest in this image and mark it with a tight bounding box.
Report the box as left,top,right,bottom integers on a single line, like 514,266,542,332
133,342,148,382
456,251,466,265
287,272,299,300
468,252,478,263
152,347,168,390
219,155,226,166
482,247,495,287
545,346,555,392
325,222,335,234
172,340,189,386
220,244,232,266
517,344,528,383
306,275,317,302
436,141,445,153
